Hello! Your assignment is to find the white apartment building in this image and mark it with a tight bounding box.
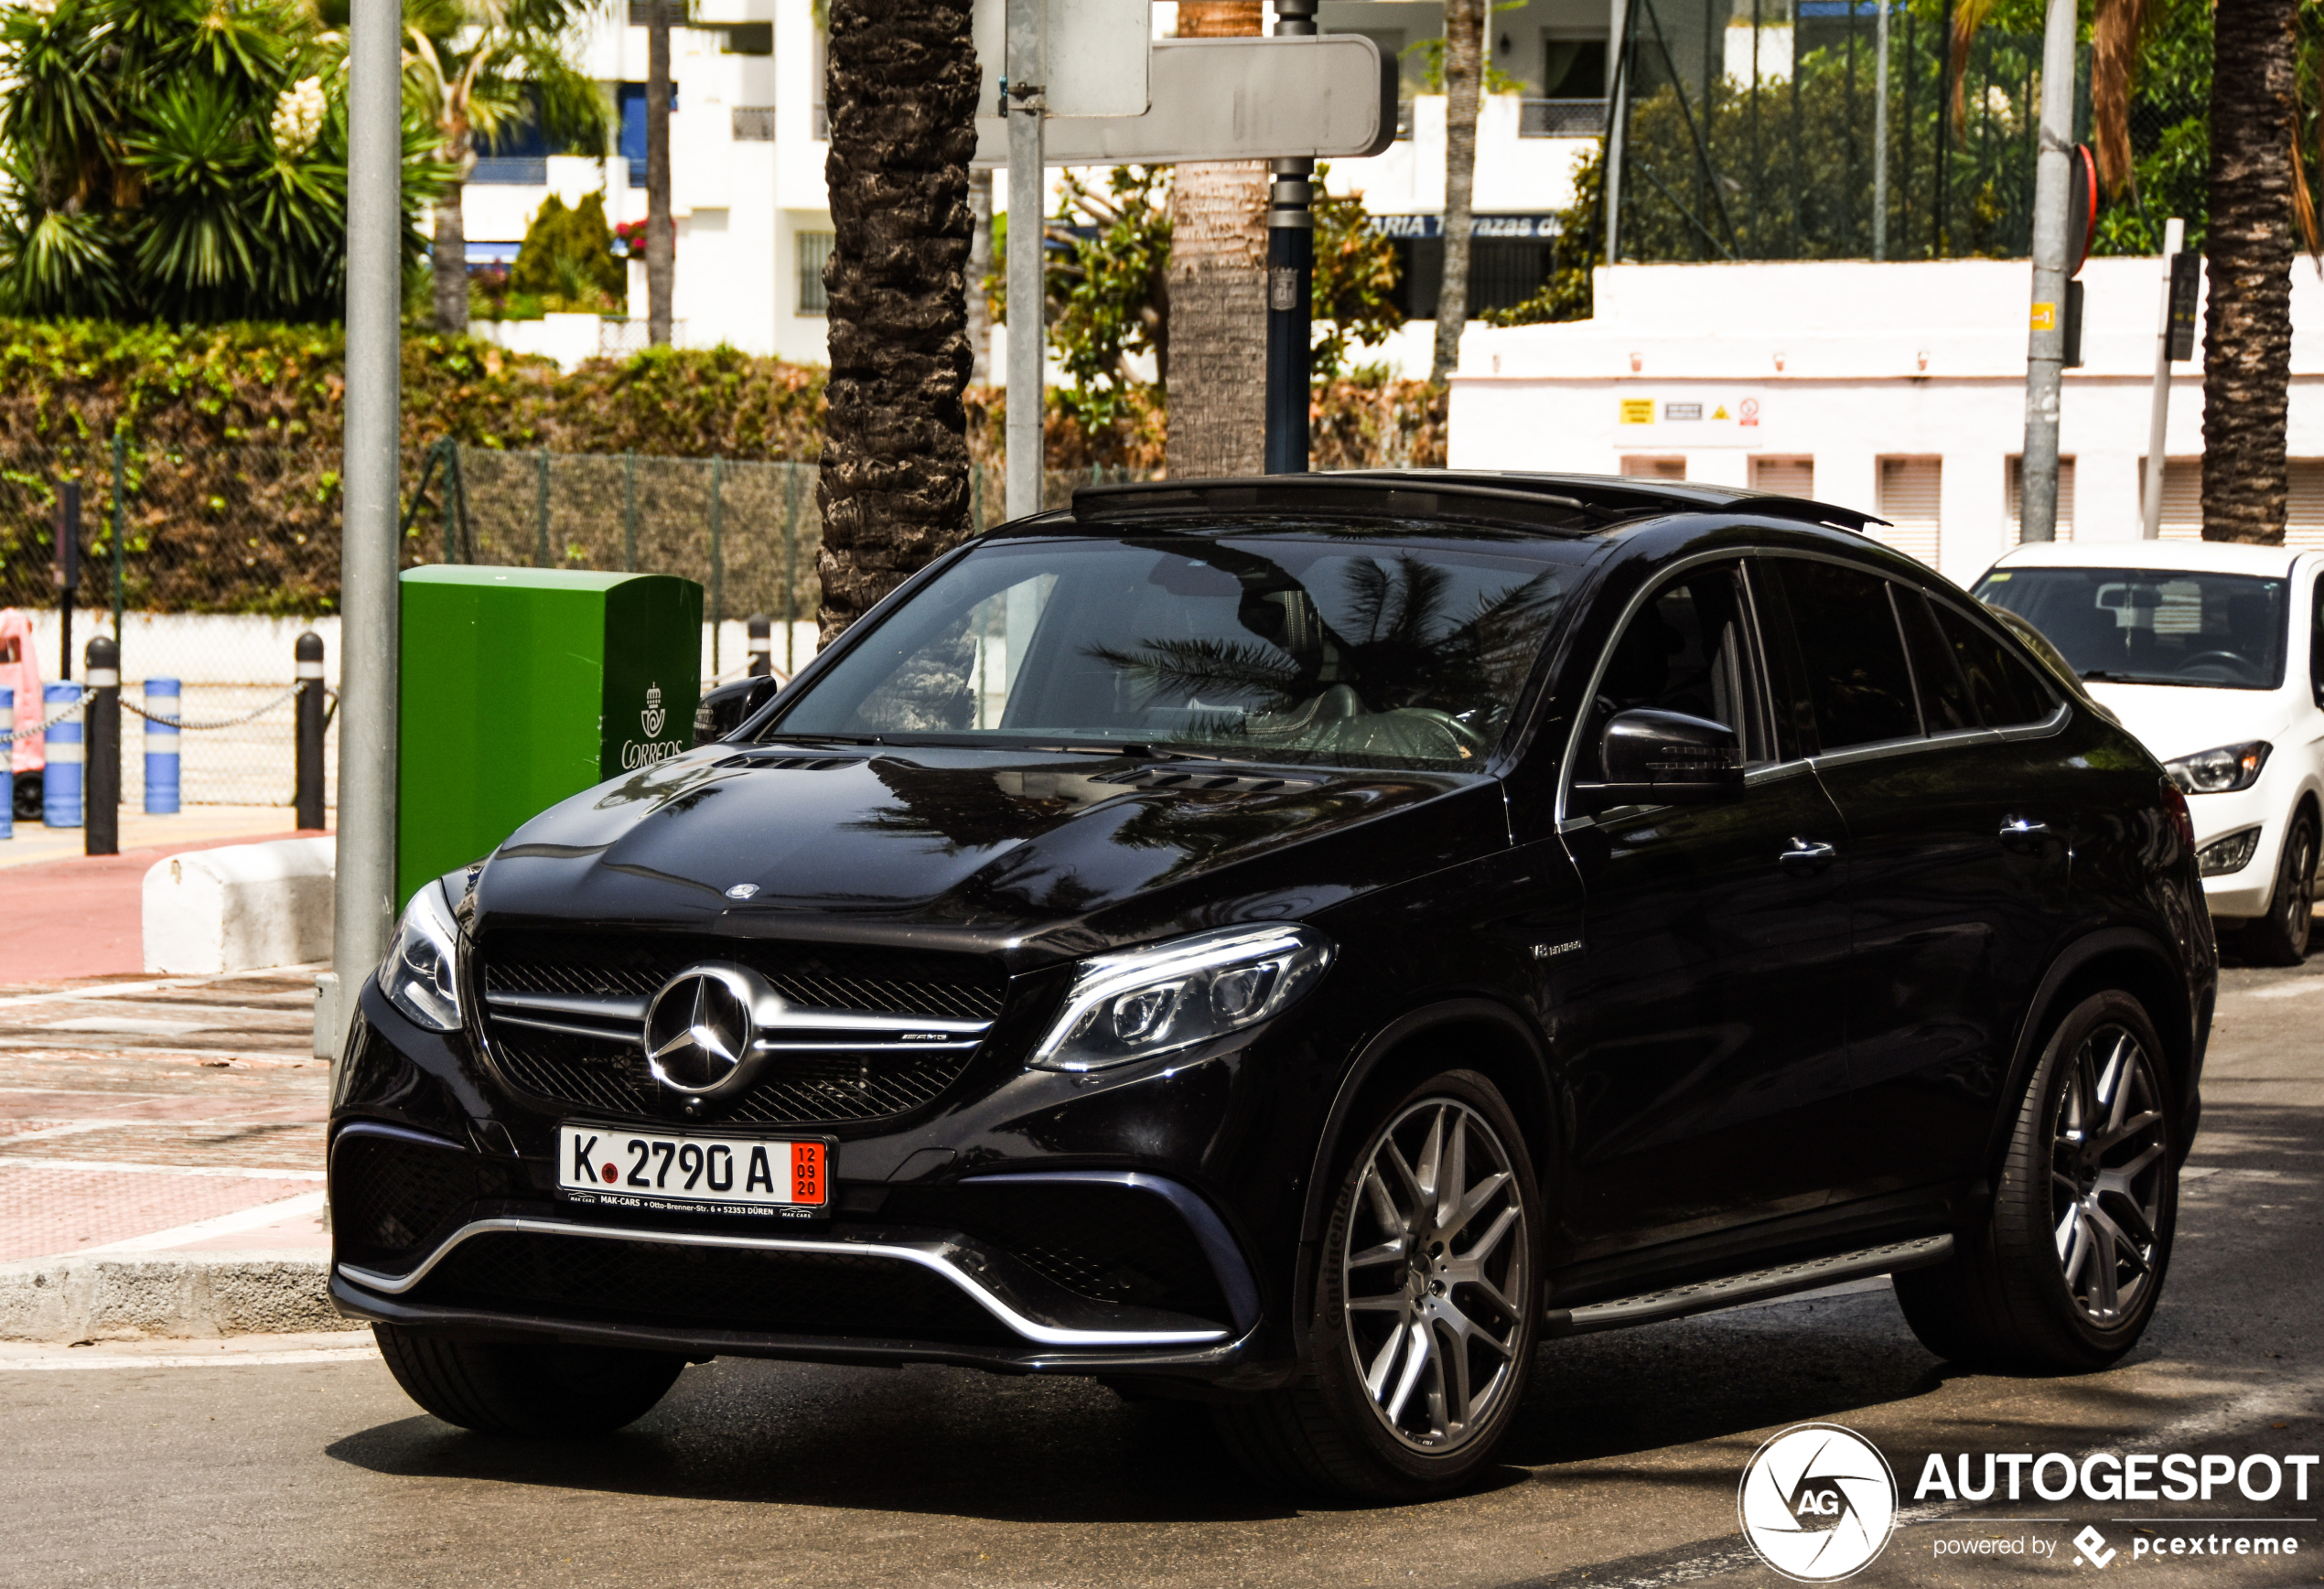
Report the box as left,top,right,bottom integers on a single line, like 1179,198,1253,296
457,0,1609,371
1450,256,2324,587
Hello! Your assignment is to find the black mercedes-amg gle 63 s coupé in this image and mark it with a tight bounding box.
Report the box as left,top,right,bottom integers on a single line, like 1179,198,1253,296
333,471,2214,1499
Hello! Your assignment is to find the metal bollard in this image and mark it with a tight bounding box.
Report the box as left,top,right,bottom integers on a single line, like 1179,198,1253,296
143,678,180,814
41,681,81,827
0,686,12,842
83,636,117,855
747,613,771,678
295,632,326,831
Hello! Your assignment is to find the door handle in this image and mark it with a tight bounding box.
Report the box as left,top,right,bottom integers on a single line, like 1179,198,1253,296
1999,816,2051,851
1779,838,1837,875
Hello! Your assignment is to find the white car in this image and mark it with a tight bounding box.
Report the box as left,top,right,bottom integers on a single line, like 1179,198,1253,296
1974,539,2324,962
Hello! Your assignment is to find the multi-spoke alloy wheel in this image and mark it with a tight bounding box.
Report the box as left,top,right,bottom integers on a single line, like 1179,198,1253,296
1212,1068,1541,1498
1340,1097,1529,1455
1894,989,2179,1373
2049,1024,2168,1326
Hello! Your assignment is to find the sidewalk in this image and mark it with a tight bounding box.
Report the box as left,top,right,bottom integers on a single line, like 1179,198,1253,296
0,967,329,1268
0,810,327,982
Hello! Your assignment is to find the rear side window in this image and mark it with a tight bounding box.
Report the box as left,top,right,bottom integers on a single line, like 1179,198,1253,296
1895,588,1976,734
1771,559,1922,750
1929,598,2055,727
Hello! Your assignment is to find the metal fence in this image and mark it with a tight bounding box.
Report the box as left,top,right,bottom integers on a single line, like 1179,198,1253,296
0,437,1163,810
1609,0,2096,262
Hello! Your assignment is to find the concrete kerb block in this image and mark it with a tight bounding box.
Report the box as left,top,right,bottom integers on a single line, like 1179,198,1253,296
144,835,336,974
0,1253,356,1342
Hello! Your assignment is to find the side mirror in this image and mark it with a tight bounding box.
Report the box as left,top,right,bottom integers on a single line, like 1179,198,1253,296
1573,708,1746,811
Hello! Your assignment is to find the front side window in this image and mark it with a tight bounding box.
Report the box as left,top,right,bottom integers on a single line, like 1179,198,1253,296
1975,565,2289,691
1771,558,1922,751
1583,562,1773,773
769,529,1583,769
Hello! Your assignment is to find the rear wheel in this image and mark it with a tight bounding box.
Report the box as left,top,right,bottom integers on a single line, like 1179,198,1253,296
374,1324,686,1436
1895,991,2176,1372
2241,811,2317,967
1213,1068,1541,1500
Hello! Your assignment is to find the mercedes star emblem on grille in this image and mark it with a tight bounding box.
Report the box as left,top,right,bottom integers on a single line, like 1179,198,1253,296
642,964,760,1093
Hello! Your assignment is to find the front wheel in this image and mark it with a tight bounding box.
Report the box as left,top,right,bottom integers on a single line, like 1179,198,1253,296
1895,990,2177,1373
1212,1068,1542,1500
2242,811,2317,967
374,1324,687,1436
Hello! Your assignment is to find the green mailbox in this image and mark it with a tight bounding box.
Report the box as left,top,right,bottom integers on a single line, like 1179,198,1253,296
397,566,702,906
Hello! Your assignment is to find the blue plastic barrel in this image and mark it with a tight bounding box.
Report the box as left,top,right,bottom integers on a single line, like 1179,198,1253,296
42,682,81,828
0,685,13,841
143,678,181,815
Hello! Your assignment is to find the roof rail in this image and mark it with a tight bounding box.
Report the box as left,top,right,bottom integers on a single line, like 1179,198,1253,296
1069,469,1888,535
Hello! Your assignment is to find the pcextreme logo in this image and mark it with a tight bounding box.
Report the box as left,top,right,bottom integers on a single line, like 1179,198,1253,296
1738,1423,1899,1582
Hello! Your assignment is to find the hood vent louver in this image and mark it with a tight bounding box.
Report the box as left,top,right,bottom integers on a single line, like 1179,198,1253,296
1093,765,1321,796
715,751,866,771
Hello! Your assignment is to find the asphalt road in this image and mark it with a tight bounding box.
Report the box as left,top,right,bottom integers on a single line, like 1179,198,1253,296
5,956,2324,1589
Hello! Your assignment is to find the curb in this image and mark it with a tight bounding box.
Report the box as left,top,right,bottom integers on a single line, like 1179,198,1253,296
0,1251,359,1342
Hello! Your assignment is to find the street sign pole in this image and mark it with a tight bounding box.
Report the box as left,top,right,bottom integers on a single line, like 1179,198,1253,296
1265,0,1318,476
1003,0,1045,521
2017,0,2076,545
2141,217,2188,540
326,0,403,1059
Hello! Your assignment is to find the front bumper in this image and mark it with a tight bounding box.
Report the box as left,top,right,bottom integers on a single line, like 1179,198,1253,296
2190,780,2301,919
328,980,1297,1382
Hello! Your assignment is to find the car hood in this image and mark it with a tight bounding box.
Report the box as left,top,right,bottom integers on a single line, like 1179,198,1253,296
2081,682,2295,764
472,745,1501,959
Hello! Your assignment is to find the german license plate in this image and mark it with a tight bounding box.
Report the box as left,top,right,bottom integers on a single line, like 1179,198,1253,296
557,1124,830,1218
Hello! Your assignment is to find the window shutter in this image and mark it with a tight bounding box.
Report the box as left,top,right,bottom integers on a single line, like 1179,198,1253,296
1874,456,1942,566
1750,456,1814,497
1620,456,1686,480
2290,461,2324,552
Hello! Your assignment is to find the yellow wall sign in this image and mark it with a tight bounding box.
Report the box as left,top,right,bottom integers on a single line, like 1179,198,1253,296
1619,398,1656,424
2029,302,2057,331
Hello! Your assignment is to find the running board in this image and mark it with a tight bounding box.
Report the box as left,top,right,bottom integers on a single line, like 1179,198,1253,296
1543,1234,1954,1337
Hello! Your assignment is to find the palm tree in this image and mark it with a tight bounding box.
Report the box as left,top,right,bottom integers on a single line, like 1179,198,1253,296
1164,1,1266,478
815,0,979,641
404,0,610,336
1430,0,1484,381
0,0,445,320
2200,0,2298,542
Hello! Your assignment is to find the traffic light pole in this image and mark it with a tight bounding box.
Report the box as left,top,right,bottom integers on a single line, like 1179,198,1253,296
2017,0,2076,544
1004,0,1045,521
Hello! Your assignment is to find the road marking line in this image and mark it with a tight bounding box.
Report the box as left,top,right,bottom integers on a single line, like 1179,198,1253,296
79,1189,328,1252
0,1159,324,1181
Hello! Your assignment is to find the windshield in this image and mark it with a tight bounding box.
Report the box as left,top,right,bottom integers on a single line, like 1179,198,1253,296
766,528,1584,769
1973,565,2289,691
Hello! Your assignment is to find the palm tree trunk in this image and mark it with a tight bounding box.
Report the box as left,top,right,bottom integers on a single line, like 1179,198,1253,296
1431,0,1484,381
1164,1,1266,479
646,0,675,347
815,0,978,642
2201,0,2297,542
432,183,469,334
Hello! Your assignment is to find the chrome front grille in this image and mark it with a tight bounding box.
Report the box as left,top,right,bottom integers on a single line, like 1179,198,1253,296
474,932,1008,1126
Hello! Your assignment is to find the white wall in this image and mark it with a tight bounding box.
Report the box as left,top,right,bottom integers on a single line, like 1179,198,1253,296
1447,256,2301,586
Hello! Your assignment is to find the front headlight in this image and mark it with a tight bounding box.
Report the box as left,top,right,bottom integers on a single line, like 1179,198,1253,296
375,879,463,1032
2165,741,2271,794
1029,924,1335,1073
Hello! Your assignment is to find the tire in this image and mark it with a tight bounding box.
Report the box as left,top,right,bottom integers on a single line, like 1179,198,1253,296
1895,990,2178,1373
373,1323,686,1436
12,771,39,824
1212,1068,1542,1500
2241,811,2317,967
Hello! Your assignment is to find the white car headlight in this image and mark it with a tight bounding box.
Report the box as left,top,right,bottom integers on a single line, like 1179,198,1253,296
1029,924,1335,1073
376,879,463,1032
2164,741,2271,794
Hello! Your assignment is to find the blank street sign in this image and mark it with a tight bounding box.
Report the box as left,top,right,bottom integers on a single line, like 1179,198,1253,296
974,0,1151,119
971,35,1393,166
